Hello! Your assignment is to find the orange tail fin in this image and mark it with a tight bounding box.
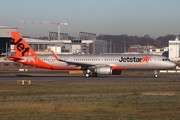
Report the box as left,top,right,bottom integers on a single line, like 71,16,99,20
11,32,36,57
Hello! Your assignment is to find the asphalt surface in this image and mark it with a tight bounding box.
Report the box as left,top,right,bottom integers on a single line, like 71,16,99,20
0,72,180,82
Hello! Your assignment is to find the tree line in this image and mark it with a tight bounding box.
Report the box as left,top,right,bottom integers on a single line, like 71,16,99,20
24,34,179,53
96,34,178,53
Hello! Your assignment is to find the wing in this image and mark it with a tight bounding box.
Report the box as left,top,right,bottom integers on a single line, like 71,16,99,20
51,51,96,68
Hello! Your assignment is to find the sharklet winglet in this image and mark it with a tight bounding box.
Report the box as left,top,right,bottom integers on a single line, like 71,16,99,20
51,51,59,60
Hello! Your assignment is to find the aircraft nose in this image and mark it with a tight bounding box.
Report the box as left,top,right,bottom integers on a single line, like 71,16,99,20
167,61,176,68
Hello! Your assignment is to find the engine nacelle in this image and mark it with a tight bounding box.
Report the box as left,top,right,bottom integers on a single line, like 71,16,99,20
94,66,112,75
94,66,122,75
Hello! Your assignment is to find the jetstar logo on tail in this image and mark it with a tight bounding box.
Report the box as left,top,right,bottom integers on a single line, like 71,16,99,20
119,56,150,63
13,38,30,56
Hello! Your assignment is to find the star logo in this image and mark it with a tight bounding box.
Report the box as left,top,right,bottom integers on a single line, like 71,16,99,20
142,56,150,63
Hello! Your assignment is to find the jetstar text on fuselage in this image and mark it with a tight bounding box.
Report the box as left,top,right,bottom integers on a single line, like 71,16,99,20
119,57,142,62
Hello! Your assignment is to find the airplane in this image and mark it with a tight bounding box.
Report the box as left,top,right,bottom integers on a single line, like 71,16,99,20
8,31,176,78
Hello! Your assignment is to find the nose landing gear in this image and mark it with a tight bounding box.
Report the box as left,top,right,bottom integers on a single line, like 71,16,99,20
154,70,158,78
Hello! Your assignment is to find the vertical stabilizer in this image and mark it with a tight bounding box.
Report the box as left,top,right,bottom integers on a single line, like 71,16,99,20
11,32,36,57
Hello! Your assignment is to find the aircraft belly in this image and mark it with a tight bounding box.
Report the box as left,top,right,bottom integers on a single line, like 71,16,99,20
121,64,164,70
117,62,149,70
115,60,173,70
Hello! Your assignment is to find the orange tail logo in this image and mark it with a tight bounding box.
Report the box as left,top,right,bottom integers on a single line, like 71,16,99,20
11,32,36,57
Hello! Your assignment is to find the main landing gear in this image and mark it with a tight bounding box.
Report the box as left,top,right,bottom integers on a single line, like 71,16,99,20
85,69,98,77
85,73,98,77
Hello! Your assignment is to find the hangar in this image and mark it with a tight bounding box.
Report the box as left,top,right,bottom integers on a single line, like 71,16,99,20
0,26,17,55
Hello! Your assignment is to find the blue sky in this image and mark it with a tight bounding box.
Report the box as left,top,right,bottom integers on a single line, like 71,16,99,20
1,0,180,38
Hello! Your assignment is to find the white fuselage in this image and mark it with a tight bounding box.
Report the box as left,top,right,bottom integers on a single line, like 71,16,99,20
36,54,176,70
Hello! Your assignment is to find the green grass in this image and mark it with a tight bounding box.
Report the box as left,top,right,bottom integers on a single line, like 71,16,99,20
0,80,180,119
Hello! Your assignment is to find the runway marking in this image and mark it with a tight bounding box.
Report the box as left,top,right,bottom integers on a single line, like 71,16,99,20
142,92,175,96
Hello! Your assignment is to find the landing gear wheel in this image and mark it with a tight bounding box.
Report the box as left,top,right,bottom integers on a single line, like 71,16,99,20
85,73,90,78
92,73,98,77
154,70,158,78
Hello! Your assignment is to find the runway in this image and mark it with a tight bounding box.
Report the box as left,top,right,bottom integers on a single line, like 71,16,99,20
0,72,180,82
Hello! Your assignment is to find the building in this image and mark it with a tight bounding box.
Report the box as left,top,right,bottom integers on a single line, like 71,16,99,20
128,45,143,53
149,47,168,55
169,37,180,61
0,26,17,57
0,26,107,56
11,37,106,55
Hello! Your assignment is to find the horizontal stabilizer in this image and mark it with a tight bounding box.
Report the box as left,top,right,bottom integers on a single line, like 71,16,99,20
8,56,25,61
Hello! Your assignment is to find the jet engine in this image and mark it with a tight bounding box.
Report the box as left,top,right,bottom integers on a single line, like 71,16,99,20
94,66,112,75
94,66,122,75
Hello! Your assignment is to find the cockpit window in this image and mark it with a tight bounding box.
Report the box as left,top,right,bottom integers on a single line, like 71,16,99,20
162,58,170,61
